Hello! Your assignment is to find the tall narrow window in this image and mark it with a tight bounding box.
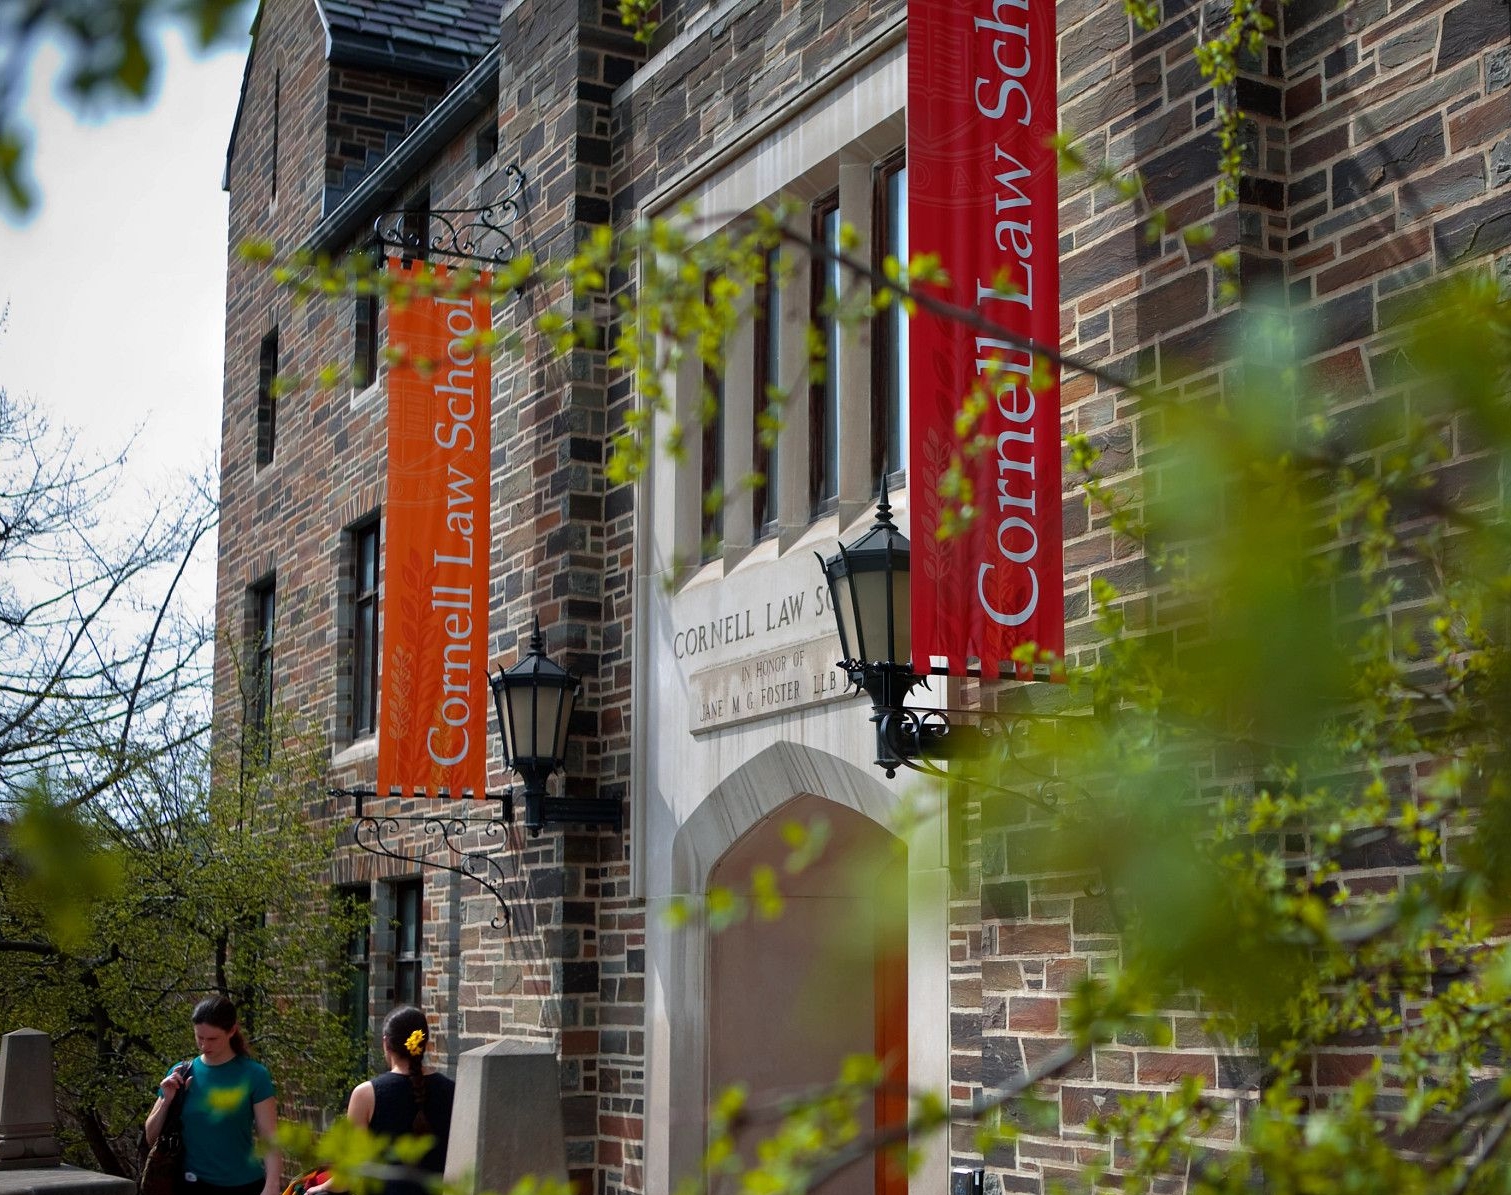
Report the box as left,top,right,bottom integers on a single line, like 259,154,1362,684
270,70,280,203
353,291,379,391
248,578,275,762
256,328,279,467
474,121,499,168
701,331,724,560
752,247,781,540
810,195,842,515
873,154,908,486
336,885,371,1073
393,880,422,1006
403,187,431,261
352,518,380,737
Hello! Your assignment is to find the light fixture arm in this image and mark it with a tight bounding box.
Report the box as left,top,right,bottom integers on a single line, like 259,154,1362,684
872,709,1065,814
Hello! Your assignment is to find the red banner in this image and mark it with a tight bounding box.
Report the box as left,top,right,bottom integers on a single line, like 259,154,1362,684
907,0,1063,679
377,261,492,796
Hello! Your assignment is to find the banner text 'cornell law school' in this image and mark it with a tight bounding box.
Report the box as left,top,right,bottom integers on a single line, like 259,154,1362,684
907,0,1064,679
378,261,492,797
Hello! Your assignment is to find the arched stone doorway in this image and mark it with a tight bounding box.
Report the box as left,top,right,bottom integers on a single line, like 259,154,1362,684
649,742,947,1195
707,793,908,1194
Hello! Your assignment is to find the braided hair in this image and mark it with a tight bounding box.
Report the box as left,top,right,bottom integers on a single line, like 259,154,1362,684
382,1005,431,1133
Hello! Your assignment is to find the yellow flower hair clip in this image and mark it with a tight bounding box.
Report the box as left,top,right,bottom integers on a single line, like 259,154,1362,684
405,1029,426,1056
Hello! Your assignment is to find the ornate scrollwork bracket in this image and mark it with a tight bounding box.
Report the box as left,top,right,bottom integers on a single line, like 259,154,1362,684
373,164,528,266
333,788,518,929
870,703,1070,815
830,653,1090,811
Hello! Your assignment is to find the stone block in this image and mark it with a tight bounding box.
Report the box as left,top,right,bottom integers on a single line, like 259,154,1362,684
982,880,1029,920
1412,154,1487,214
0,1029,61,1170
1288,13,1346,68
1378,19,1437,70
444,1039,568,1193
1357,61,1476,142
1492,138,1511,189
1436,192,1511,264
1490,46,1511,91
1060,3,1131,82
1136,1050,1218,1084
1448,86,1511,156
982,1037,1027,1092
1438,0,1510,69
1333,113,1445,208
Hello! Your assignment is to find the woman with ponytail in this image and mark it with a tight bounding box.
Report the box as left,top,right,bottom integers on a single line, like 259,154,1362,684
145,995,281,1195
307,1007,454,1195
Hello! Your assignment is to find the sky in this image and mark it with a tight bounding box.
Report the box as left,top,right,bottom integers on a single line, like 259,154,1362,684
0,22,252,609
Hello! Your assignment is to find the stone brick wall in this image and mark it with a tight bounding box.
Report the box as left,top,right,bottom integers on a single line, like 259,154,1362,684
606,0,1507,1189
218,0,348,722
325,66,451,207
490,0,647,1186
611,0,903,220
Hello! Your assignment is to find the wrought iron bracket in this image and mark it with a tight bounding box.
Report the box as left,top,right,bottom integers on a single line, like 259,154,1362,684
335,788,517,928
331,784,624,926
839,660,1080,815
873,708,1069,815
374,164,527,266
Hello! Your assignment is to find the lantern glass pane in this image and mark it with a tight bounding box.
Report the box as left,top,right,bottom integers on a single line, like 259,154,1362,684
849,567,890,665
846,566,912,667
891,568,911,668
502,691,524,763
553,686,575,759
515,683,567,764
831,569,860,661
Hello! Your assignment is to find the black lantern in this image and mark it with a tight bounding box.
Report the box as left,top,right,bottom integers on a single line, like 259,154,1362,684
816,485,1069,807
817,478,926,774
489,617,580,835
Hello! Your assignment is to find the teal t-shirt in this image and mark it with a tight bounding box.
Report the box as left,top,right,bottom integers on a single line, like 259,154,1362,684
159,1055,275,1187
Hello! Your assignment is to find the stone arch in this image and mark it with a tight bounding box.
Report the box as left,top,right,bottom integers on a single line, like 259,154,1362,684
672,740,901,893
656,740,947,1194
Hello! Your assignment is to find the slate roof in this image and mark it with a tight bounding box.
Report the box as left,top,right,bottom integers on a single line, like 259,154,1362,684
318,0,502,77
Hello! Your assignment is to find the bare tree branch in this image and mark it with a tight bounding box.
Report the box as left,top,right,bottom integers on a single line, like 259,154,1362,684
0,384,216,811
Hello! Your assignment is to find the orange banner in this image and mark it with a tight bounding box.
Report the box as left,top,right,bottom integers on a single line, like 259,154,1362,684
377,261,491,797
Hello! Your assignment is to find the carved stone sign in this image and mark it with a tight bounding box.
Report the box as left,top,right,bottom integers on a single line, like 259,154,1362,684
672,583,836,663
689,634,854,733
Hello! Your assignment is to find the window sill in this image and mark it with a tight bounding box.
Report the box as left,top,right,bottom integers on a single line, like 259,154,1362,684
350,379,382,410
332,736,378,768
682,552,727,591
727,533,779,575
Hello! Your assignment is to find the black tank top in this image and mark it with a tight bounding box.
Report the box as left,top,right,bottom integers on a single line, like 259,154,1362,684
368,1071,456,1195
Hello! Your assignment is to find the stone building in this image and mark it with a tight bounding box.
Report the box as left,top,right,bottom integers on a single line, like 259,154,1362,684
213,0,1511,1190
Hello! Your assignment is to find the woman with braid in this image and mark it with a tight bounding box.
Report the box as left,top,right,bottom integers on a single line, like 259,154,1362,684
307,1007,455,1195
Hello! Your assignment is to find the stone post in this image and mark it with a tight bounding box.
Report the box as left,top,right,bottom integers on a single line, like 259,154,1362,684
0,1029,61,1170
443,1039,567,1193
